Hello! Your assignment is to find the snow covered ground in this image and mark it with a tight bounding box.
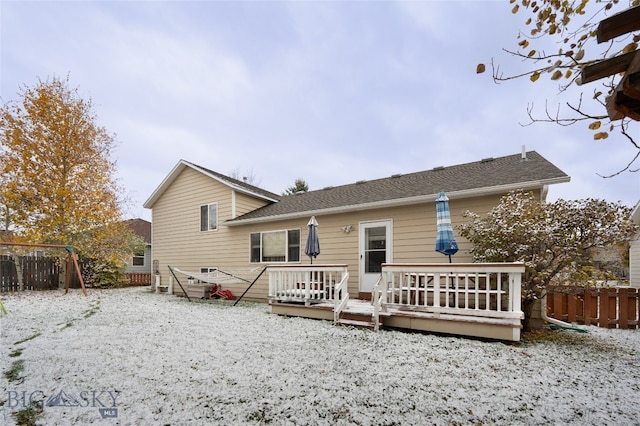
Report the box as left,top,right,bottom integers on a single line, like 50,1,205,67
1,287,639,425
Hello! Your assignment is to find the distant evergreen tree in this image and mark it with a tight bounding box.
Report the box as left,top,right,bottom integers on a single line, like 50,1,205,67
283,178,309,195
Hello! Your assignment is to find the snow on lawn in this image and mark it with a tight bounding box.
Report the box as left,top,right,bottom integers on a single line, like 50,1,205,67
1,287,639,425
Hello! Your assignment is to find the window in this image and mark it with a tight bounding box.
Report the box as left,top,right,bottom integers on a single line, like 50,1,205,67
200,203,218,231
198,267,217,284
250,229,300,263
132,249,145,266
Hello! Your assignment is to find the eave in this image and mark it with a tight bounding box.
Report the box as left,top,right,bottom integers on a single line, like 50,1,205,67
143,160,279,209
223,176,570,227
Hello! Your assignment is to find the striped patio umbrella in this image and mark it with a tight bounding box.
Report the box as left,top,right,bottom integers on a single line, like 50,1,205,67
305,216,320,264
435,192,458,262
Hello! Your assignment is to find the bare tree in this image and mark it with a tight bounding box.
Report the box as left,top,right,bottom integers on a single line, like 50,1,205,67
228,167,262,186
478,0,640,175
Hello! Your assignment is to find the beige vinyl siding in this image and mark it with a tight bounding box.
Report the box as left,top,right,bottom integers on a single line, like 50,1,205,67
631,236,640,287
222,193,504,298
234,191,272,218
151,168,272,300
152,170,540,301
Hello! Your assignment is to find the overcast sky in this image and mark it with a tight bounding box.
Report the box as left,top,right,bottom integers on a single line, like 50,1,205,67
1,1,638,221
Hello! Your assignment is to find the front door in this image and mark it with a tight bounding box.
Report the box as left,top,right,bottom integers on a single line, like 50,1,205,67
359,220,392,293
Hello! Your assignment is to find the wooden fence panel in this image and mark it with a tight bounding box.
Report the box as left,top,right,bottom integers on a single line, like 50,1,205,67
584,289,599,326
618,288,639,329
126,273,151,286
546,286,639,329
566,293,578,323
0,255,19,292
0,255,61,292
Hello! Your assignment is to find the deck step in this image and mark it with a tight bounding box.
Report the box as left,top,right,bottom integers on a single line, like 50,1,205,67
336,318,376,329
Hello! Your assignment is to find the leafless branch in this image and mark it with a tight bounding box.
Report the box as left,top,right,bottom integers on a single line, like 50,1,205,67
597,120,640,177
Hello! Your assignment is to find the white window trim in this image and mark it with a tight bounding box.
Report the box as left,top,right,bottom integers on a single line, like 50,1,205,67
200,202,218,232
250,228,300,263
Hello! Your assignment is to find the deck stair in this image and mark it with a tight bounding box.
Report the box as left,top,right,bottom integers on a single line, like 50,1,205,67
335,310,378,329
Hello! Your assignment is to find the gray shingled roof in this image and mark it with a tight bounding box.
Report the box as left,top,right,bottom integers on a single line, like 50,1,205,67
224,151,569,225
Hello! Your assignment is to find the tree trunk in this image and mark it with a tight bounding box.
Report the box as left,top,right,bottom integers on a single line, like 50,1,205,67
521,298,535,332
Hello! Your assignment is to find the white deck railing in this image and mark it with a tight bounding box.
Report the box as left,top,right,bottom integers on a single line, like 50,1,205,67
372,274,384,331
378,263,524,321
267,264,349,306
268,263,524,334
333,272,350,325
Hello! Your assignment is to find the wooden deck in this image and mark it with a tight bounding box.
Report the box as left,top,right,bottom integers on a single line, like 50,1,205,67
271,299,522,341
268,263,525,342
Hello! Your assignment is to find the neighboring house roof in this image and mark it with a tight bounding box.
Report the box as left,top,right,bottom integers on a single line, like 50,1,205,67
125,218,152,244
225,151,570,225
143,160,281,209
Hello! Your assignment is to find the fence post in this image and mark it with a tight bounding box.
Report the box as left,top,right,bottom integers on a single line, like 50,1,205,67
553,291,566,322
598,288,607,328
567,291,577,323
619,287,629,329
584,289,597,326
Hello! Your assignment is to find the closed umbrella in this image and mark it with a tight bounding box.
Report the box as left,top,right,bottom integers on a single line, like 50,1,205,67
305,216,320,264
435,192,458,263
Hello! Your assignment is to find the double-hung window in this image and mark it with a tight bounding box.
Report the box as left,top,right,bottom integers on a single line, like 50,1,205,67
132,248,145,266
250,229,300,263
200,203,218,231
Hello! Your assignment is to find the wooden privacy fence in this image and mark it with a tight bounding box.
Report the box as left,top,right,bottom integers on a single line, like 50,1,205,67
1,254,152,291
126,273,151,286
546,286,639,329
0,255,65,291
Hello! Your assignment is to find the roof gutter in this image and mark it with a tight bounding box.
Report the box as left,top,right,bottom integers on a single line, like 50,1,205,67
224,176,570,226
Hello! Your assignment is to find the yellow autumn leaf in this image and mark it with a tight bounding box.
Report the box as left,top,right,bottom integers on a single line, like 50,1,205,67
593,91,602,99
551,70,563,80
565,70,572,79
575,50,585,61
588,121,601,130
594,132,609,140
528,49,537,57
512,4,519,13
622,42,638,54
530,72,540,82
519,39,529,48
476,63,486,74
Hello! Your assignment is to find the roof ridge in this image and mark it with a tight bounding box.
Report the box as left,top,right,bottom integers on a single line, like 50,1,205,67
184,160,281,200
286,151,543,197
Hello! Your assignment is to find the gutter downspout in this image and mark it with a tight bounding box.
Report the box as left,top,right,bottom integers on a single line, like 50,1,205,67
540,292,588,331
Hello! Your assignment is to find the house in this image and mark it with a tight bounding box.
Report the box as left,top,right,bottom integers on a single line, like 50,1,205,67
630,201,640,287
143,150,569,303
124,218,152,275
